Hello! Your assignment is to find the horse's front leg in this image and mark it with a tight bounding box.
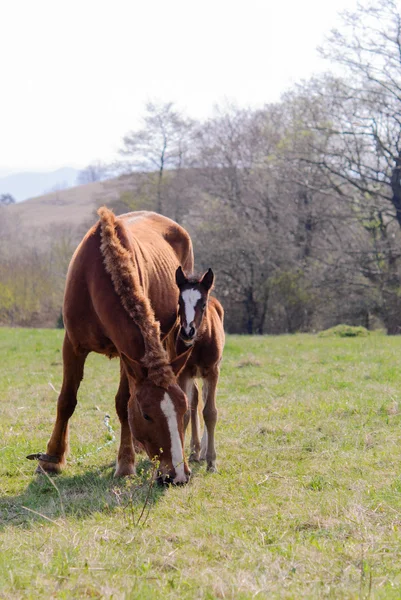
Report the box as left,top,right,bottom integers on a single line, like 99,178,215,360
38,333,87,474
180,373,201,462
189,380,201,461
200,368,219,472
114,362,136,477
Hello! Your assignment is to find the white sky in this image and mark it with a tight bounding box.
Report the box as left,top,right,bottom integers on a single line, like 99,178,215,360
0,0,358,172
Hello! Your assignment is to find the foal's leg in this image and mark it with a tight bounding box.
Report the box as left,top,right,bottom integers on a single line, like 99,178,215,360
181,371,192,434
38,333,87,474
114,362,136,477
199,368,219,472
189,380,201,462
180,373,201,462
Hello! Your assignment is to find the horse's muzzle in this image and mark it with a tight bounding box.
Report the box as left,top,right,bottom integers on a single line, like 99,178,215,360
156,469,191,487
179,328,196,344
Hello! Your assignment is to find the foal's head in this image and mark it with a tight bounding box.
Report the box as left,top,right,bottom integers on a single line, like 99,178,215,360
121,350,192,485
175,266,214,344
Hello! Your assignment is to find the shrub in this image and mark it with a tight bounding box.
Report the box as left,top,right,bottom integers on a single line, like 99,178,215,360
318,324,369,338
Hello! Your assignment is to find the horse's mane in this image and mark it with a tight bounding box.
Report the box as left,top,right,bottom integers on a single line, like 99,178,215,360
186,274,203,284
97,207,175,388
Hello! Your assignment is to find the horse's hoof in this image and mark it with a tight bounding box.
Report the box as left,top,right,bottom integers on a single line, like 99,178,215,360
206,464,218,473
114,463,136,478
36,461,62,475
189,452,200,463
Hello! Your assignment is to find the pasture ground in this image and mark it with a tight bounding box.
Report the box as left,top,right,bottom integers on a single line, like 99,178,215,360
1,328,401,599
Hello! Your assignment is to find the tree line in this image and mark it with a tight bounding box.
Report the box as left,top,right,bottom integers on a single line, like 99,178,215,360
2,1,401,333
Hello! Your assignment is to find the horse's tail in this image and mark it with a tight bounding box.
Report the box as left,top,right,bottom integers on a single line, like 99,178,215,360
97,206,175,387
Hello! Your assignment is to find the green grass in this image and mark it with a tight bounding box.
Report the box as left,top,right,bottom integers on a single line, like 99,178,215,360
1,328,401,598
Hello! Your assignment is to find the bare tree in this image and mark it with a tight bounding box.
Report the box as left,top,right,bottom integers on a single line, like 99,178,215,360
0,193,16,205
119,101,194,214
77,161,111,184
308,0,401,226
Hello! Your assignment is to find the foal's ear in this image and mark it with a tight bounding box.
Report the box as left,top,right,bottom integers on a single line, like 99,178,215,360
120,353,145,382
175,266,187,289
170,347,193,377
200,268,214,291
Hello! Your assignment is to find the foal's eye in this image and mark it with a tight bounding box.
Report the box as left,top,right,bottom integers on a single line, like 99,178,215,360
143,413,152,422
202,303,207,310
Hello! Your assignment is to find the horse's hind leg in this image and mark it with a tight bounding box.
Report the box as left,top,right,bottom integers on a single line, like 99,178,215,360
200,368,219,472
38,333,88,474
114,362,136,477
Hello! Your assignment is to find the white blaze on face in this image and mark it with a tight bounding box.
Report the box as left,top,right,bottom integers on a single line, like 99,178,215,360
181,288,201,335
160,393,186,484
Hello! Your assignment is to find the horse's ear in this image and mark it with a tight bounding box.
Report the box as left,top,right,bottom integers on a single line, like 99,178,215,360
175,266,187,289
200,268,214,291
120,353,145,382
170,347,192,377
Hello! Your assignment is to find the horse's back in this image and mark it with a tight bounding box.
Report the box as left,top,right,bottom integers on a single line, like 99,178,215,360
63,211,193,353
119,211,194,273
118,211,194,329
67,211,193,288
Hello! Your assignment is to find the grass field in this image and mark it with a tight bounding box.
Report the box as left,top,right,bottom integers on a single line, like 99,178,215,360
1,328,401,599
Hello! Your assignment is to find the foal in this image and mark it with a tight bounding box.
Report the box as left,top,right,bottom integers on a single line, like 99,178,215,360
173,267,225,472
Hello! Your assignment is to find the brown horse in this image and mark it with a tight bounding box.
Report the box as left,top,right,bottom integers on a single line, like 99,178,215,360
33,209,195,484
173,267,225,472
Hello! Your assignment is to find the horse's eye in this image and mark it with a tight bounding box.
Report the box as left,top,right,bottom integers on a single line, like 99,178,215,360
202,303,206,310
143,413,152,422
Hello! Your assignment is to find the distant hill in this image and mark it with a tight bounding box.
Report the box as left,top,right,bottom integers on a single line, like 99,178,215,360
0,167,80,202
5,173,137,247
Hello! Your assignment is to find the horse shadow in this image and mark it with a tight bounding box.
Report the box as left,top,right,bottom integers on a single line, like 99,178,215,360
0,458,204,531
0,458,161,530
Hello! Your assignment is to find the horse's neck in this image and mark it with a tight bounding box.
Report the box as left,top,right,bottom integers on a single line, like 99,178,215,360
199,310,210,338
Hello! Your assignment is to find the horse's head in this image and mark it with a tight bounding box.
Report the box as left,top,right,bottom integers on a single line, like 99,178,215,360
175,266,214,344
121,350,192,485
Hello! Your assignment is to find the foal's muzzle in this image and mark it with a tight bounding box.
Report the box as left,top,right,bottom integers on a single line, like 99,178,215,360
180,327,195,342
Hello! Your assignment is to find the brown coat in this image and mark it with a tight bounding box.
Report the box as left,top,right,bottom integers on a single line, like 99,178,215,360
65,210,194,365
37,209,194,483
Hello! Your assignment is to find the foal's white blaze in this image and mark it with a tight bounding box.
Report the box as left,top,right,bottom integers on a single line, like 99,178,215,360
160,393,186,483
181,288,201,335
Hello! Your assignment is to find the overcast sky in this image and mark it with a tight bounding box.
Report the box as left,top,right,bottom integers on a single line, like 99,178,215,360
0,0,358,173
